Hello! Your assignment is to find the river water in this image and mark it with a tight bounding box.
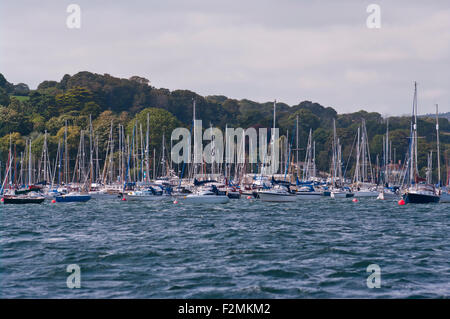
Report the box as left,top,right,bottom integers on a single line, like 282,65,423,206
0,198,448,298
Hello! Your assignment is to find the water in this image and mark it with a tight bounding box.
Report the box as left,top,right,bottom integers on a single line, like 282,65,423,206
0,198,449,298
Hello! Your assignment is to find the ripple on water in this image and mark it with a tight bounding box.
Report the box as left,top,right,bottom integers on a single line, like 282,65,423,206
0,199,449,298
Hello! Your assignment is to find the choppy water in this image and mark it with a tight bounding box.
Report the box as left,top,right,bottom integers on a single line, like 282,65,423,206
0,197,449,298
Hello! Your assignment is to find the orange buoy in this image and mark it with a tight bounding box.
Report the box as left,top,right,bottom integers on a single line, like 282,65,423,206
51,199,56,203
398,199,406,206
352,198,358,202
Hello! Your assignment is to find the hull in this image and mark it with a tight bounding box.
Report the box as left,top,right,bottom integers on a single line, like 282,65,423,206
227,192,241,199
55,195,91,203
354,190,378,197
377,191,399,200
258,192,296,202
439,192,450,203
330,191,353,198
3,196,45,204
295,192,323,200
126,195,167,201
89,192,121,200
403,193,439,204
183,195,230,204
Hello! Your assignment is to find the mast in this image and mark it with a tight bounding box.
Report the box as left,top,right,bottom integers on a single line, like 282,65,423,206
296,115,299,179
436,104,441,187
355,126,360,183
414,82,418,182
153,148,156,180
272,100,276,175
28,138,32,185
89,115,94,189
43,130,48,183
109,120,114,185
146,112,150,183
161,133,166,178
385,118,389,185
64,120,68,185
332,119,337,186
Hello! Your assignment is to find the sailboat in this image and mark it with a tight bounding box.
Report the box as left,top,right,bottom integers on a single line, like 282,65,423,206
0,135,46,204
353,121,378,198
435,104,450,203
329,120,354,198
402,83,440,204
294,129,323,200
377,119,400,200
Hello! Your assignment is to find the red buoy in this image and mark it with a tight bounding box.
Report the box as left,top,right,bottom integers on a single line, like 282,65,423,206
247,196,252,199
122,197,127,201
398,199,406,206
173,200,178,204
0,197,4,202
51,199,56,203
352,198,358,202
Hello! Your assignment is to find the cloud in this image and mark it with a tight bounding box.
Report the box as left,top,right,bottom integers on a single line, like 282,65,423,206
0,0,449,115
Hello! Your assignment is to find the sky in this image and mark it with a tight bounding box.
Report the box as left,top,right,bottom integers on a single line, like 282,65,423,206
1,0,449,115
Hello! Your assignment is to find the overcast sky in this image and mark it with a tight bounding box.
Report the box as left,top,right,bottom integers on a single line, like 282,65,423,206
1,0,449,115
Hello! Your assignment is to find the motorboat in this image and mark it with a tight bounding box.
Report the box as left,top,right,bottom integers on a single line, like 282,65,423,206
182,185,230,204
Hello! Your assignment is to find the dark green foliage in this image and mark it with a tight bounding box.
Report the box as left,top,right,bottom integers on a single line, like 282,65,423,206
0,71,448,178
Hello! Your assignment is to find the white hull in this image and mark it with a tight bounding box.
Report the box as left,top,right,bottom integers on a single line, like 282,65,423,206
295,192,323,200
439,192,450,203
182,195,230,204
354,190,378,198
126,195,168,201
89,193,121,200
377,191,398,200
258,192,296,202
330,191,348,198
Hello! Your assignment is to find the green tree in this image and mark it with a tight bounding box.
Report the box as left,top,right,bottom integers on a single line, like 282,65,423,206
0,87,10,106
127,108,181,151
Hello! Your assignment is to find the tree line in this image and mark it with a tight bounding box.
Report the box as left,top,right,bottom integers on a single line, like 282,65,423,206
0,71,448,179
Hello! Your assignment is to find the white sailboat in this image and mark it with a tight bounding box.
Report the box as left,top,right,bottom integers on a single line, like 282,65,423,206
402,83,440,204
